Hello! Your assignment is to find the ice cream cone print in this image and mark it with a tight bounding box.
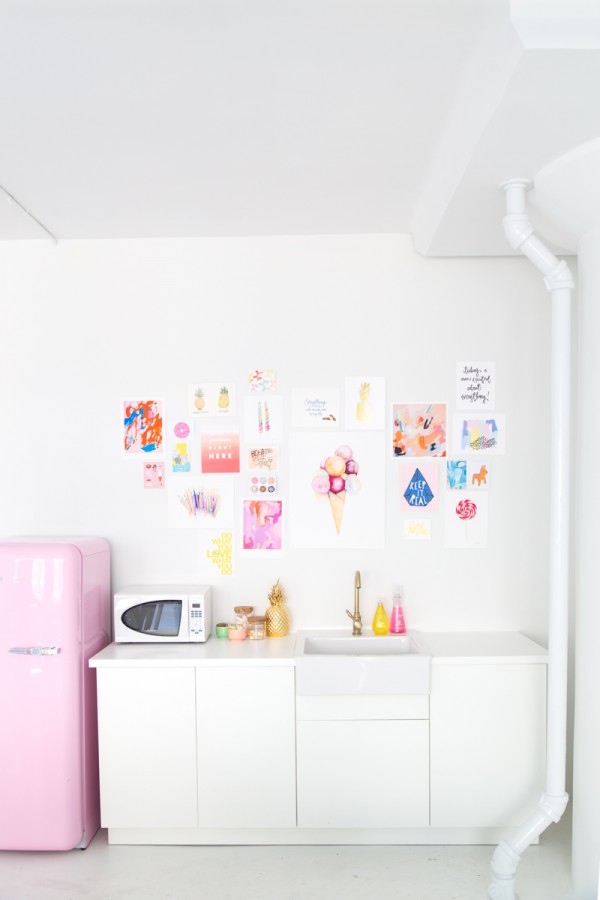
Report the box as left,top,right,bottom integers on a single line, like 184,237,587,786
329,490,346,534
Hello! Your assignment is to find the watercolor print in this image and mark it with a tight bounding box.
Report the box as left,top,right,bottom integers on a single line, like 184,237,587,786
453,413,506,455
122,399,164,456
289,431,385,549
447,459,467,490
444,492,489,548
198,531,234,577
188,382,236,417
167,475,234,529
242,499,283,555
398,461,439,512
404,519,431,540
468,460,490,489
456,362,496,410
143,461,165,489
345,376,386,429
247,369,276,392
291,388,340,428
392,403,447,458
200,432,240,474
248,446,280,471
171,441,191,473
243,395,283,443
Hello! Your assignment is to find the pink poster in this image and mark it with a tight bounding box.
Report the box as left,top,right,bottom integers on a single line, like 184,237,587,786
201,433,240,473
242,499,283,554
143,461,165,489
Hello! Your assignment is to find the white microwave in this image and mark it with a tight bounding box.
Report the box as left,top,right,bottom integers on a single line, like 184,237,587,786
113,585,212,643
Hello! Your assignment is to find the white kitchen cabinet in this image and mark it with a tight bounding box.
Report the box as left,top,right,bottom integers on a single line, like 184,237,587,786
296,694,429,828
96,667,198,829
91,632,548,844
196,667,296,828
95,662,296,833
429,663,547,828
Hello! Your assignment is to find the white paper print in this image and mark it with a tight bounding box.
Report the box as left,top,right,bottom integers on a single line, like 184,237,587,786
291,388,340,428
249,473,278,495
198,531,234,577
188,382,236,417
444,492,488,548
243,396,283,443
172,419,193,441
247,369,276,392
453,413,506,455
289,431,385,549
345,376,386,429
468,460,490,490
456,362,496,410
403,519,431,541
167,475,235,529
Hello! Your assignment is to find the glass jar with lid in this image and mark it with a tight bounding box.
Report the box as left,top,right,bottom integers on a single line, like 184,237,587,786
247,615,266,640
233,605,253,632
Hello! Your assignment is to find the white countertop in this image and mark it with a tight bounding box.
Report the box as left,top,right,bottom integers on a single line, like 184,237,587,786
412,630,548,664
90,630,547,668
90,634,297,667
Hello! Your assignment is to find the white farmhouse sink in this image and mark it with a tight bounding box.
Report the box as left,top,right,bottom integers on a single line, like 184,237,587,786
295,630,431,695
303,633,418,657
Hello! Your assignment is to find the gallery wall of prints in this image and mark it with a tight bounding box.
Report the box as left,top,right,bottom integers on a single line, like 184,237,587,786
122,362,505,596
0,234,551,635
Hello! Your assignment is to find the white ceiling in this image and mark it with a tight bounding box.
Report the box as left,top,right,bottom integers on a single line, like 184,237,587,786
1,0,599,254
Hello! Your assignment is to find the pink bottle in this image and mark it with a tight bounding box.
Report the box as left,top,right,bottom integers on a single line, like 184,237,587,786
389,587,406,634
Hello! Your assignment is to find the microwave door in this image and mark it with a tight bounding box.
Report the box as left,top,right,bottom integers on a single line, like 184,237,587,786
122,600,182,637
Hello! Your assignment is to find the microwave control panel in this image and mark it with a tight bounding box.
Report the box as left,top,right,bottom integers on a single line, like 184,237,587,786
189,601,205,640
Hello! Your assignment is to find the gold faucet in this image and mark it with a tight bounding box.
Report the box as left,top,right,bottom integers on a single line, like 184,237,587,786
346,570,363,635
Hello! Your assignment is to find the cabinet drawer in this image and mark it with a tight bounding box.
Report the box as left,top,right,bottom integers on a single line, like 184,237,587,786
296,693,429,721
297,719,429,828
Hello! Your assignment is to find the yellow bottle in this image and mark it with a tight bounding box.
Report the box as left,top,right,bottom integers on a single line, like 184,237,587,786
372,601,390,636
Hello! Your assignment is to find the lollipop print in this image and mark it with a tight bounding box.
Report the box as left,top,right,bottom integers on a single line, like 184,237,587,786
456,498,477,520
456,497,477,543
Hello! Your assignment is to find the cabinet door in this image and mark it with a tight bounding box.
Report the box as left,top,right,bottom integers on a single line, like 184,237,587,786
297,720,429,828
96,667,197,828
430,663,546,827
196,667,296,828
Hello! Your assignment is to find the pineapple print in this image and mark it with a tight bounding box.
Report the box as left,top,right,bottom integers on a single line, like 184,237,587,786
356,381,371,424
265,578,290,637
194,387,205,411
218,385,230,409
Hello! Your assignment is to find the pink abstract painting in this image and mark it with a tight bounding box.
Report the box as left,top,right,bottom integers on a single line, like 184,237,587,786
242,499,283,552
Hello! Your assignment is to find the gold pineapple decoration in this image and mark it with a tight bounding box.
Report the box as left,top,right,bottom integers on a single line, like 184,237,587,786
265,578,290,637
356,381,371,423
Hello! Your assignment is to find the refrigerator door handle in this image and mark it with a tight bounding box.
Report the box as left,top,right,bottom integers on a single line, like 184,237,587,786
9,647,62,656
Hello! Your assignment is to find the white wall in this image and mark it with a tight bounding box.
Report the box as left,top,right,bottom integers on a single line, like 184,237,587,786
0,234,551,637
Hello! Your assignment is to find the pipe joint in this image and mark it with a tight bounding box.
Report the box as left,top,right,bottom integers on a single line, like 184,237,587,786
502,213,534,251
488,841,522,900
543,260,575,293
539,791,569,823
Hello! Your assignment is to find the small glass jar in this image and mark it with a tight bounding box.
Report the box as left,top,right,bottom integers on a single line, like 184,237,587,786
247,615,266,640
234,605,253,631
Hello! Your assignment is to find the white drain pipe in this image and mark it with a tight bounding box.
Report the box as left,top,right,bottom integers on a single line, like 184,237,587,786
487,179,573,900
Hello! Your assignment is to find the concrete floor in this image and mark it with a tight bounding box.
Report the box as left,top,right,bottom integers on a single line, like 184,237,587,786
0,814,573,900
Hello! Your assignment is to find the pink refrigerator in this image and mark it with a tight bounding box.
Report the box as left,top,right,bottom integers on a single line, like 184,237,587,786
0,537,110,850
